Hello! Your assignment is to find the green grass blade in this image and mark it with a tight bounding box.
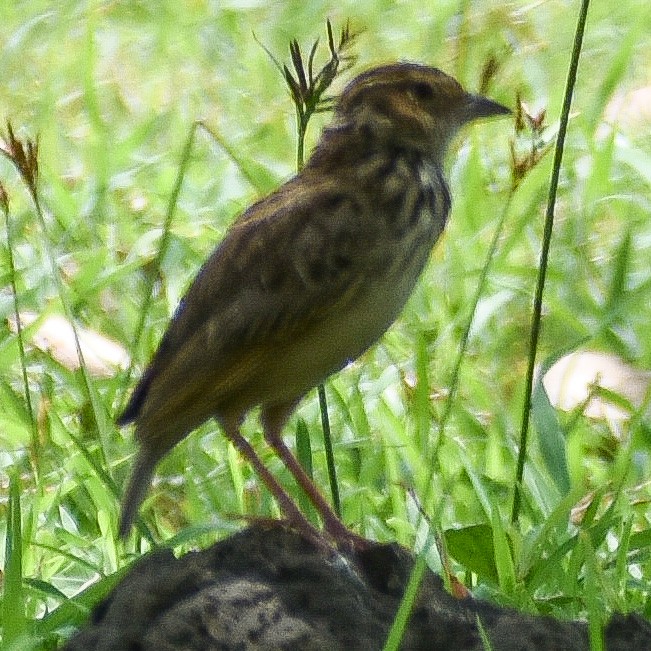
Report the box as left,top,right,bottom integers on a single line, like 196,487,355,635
2,474,26,644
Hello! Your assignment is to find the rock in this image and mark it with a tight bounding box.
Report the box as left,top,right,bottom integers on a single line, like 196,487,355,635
63,523,651,650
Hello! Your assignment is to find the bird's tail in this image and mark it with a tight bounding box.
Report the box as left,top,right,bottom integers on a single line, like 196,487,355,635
119,449,158,538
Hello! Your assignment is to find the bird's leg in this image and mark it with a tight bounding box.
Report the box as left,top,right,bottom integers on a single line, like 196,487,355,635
218,415,321,542
261,403,369,550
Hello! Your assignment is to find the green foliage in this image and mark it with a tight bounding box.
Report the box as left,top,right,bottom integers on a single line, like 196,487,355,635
1,1,651,648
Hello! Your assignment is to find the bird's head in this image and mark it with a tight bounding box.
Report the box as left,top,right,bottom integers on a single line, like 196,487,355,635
334,63,510,161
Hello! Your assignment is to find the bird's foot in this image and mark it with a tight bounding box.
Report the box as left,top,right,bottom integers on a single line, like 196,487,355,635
320,514,372,553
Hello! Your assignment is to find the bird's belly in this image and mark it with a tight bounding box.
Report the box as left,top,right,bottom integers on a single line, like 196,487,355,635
252,264,425,407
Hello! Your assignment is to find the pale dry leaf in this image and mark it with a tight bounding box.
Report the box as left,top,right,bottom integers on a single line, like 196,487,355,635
8,311,130,378
543,350,651,422
604,85,651,131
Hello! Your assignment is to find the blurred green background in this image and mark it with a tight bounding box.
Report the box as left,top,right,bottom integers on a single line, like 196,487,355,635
1,1,651,648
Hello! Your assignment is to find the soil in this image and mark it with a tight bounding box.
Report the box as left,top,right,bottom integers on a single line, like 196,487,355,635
63,523,651,650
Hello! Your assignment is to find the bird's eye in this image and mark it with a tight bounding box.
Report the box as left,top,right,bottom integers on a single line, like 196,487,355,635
411,82,434,100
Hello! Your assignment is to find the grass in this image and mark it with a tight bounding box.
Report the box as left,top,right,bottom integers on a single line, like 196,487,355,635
1,1,651,649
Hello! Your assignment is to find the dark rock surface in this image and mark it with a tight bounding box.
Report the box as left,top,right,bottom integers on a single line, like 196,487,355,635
63,523,651,650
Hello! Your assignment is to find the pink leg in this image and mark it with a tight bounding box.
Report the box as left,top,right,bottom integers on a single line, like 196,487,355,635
261,404,369,550
218,416,320,541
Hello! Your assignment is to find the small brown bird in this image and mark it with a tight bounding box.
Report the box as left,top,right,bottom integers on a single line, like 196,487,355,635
118,62,510,544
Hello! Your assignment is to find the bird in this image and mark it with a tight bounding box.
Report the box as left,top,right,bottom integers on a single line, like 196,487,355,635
117,62,510,546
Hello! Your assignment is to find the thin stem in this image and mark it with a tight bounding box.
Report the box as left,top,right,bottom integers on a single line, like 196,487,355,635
119,121,201,411
319,384,341,516
260,21,358,516
511,0,591,523
296,110,306,170
3,199,38,476
421,192,514,519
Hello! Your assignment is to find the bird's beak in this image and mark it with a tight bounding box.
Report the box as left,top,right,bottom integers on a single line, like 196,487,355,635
467,93,511,120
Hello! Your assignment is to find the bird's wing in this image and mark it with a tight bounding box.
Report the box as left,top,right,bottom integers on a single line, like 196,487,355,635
172,176,372,352
119,173,377,443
